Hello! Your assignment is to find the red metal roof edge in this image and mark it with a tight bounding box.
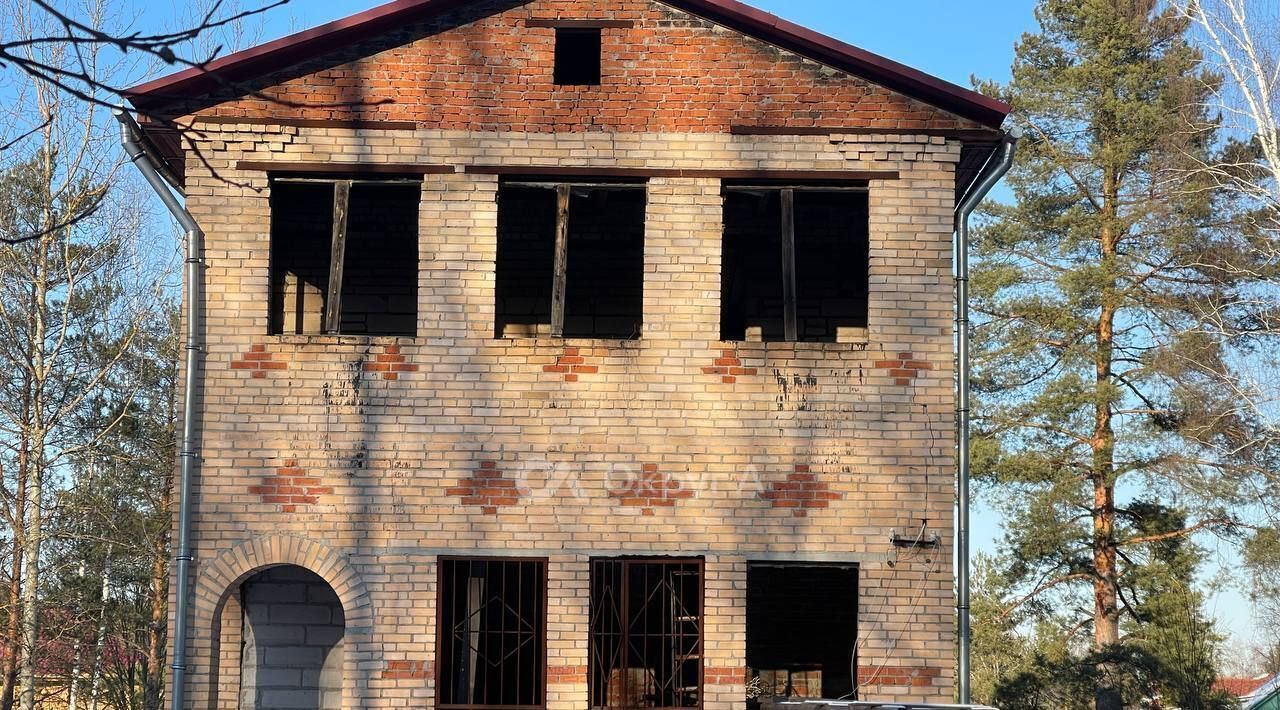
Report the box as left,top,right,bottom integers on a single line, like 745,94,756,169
124,0,1011,128
123,0,466,100
665,0,1009,127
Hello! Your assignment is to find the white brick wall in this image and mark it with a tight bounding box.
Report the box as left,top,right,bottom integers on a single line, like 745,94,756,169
175,125,961,708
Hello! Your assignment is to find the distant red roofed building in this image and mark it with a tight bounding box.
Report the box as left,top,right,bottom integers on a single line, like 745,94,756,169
1216,674,1280,709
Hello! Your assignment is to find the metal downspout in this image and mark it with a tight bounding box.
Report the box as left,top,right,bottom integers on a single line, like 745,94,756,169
955,126,1021,705
114,108,202,710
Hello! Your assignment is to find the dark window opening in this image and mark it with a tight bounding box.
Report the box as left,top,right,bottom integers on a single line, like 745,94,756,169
746,563,858,705
270,178,420,336
589,558,702,710
438,557,547,709
721,186,869,343
495,180,645,340
555,28,602,85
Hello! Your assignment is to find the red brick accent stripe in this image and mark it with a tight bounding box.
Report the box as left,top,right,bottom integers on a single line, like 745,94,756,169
760,464,843,517
857,665,942,688
547,665,588,683
250,459,333,512
874,351,933,386
231,344,287,379
382,659,433,680
703,348,757,384
610,464,694,516
544,347,600,383
362,344,419,381
450,460,524,515
706,666,747,685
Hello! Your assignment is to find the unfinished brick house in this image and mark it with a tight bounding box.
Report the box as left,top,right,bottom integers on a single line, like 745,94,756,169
122,0,1012,708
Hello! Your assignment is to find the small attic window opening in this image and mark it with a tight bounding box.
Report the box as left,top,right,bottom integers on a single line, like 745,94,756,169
554,28,602,85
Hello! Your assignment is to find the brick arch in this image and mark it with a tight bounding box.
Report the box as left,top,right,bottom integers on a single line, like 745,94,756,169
189,534,373,708
193,534,372,633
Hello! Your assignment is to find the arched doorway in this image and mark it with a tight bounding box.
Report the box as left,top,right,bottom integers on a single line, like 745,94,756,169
238,565,345,709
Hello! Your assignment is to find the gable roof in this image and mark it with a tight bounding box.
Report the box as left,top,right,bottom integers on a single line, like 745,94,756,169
124,0,1010,129
1216,674,1278,701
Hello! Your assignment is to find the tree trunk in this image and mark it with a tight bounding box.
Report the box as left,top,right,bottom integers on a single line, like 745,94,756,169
18,147,53,710
69,559,88,710
1093,475,1121,710
18,359,46,710
87,551,110,710
0,398,29,710
1093,168,1122,710
144,376,176,710
144,546,167,710
17,403,46,710
1,521,21,710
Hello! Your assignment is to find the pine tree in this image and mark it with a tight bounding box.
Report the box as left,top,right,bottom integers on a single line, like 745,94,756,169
1121,503,1233,710
970,553,1035,704
971,0,1271,707
47,304,178,710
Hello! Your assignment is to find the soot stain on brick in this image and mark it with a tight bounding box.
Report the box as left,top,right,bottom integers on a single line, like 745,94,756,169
828,368,863,386
322,358,366,409
351,441,368,472
654,7,714,30
774,369,820,411
819,453,855,475
321,355,372,474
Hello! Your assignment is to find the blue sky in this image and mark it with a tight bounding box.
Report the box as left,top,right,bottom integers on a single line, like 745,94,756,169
258,0,1039,93
143,0,1258,651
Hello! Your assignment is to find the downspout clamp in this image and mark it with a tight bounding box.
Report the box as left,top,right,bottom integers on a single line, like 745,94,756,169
114,108,202,710
955,126,1021,705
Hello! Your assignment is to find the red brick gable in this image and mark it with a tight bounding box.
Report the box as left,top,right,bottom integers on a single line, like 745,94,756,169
140,0,990,135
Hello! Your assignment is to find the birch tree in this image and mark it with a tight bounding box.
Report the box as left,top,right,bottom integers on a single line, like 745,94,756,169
1169,0,1280,660
1175,0,1280,216
0,2,169,707
0,0,286,158
47,305,178,710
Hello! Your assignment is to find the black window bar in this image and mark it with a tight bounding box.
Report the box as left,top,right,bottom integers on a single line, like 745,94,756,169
438,557,548,709
589,558,704,710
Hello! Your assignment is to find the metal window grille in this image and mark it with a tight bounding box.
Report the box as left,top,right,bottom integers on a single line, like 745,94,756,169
438,557,547,709
589,558,703,710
